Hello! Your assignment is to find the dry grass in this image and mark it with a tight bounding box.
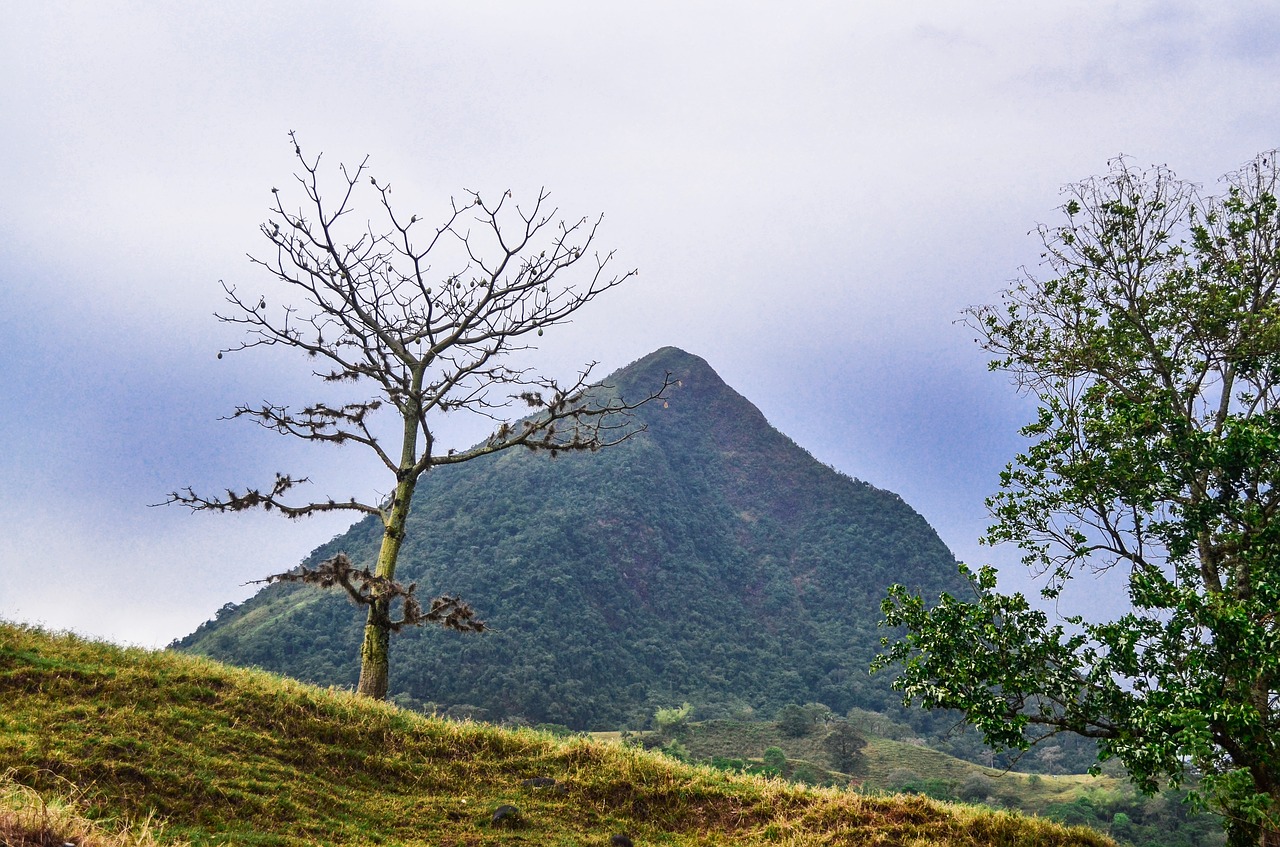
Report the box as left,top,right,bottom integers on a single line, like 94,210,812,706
0,622,1115,847
0,770,186,847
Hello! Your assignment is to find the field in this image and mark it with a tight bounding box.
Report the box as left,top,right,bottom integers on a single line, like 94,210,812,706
617,715,1221,846
0,622,1114,847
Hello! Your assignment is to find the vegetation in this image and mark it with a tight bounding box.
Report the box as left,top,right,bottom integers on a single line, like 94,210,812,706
162,132,662,699
175,346,968,729
0,770,185,847
878,152,1280,845
659,715,1224,846
822,719,866,773
653,702,693,738
0,622,1113,846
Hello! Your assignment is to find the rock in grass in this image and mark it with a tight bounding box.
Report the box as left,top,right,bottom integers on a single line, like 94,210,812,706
491,804,521,827
611,835,634,847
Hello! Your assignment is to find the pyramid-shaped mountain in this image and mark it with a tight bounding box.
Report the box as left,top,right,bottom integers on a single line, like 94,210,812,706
176,347,965,729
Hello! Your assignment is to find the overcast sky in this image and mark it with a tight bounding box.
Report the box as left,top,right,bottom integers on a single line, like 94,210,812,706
3,2,1278,647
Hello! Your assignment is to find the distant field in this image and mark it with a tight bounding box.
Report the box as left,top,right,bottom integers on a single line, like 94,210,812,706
615,716,1221,847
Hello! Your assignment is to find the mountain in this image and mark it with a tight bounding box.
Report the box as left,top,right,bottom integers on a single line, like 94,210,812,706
175,346,968,729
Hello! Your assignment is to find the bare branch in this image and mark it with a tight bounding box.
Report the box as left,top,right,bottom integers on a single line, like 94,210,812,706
157,473,381,520
254,553,485,633
168,132,656,698
431,369,674,468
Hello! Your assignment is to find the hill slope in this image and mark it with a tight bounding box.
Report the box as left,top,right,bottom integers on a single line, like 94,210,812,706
0,623,1113,847
176,347,967,728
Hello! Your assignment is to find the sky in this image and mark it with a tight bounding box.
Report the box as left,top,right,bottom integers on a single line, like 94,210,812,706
2,2,1278,647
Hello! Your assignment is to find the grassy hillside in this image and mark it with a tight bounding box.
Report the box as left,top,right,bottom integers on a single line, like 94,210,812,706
671,719,1123,805
0,622,1113,847
646,718,1221,846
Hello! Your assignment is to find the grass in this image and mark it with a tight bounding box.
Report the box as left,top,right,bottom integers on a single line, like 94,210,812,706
0,769,183,847
663,715,1225,846
0,622,1115,846
674,717,1129,808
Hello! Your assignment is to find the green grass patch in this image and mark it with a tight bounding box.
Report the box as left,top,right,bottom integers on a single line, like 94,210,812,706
0,622,1114,846
665,713,1221,846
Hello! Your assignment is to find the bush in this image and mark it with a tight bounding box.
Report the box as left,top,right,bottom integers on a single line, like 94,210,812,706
709,756,747,773
762,746,788,776
903,778,958,801
659,739,689,762
884,768,921,791
533,723,576,738
653,703,692,738
957,773,998,804
1043,798,1105,828
790,762,827,786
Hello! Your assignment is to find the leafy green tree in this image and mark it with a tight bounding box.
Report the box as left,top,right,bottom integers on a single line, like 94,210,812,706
801,701,834,727
776,703,811,737
1110,812,1134,840
876,152,1280,846
821,717,866,773
164,132,664,699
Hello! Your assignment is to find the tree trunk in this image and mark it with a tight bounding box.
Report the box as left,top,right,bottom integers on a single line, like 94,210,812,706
1263,789,1280,847
1233,822,1280,847
355,599,391,699
1225,792,1280,847
353,466,417,699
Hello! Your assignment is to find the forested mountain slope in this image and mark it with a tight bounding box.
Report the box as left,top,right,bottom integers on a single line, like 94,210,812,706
176,347,966,728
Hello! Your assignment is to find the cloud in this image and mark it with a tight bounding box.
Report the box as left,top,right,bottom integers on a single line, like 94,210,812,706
3,2,1279,644
0,496,355,647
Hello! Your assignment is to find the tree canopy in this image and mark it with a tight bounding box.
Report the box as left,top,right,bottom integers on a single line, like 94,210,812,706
876,152,1280,847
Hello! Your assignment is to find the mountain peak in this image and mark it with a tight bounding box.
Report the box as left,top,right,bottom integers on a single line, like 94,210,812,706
610,345,717,378
600,346,725,400
177,348,963,729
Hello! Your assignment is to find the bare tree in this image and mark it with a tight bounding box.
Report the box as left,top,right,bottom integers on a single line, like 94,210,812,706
165,132,667,699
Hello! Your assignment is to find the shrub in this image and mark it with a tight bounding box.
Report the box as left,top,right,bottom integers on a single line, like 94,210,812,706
762,746,788,776
653,703,693,738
